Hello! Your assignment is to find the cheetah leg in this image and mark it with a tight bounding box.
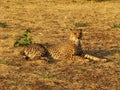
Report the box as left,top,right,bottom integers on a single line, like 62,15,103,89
34,56,55,63
33,56,48,61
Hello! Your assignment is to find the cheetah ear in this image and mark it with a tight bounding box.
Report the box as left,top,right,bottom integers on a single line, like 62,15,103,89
69,28,73,31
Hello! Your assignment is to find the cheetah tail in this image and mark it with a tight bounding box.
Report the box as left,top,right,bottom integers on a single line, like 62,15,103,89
84,54,107,62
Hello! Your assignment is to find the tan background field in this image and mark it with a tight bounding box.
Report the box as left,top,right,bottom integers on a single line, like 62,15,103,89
0,0,120,90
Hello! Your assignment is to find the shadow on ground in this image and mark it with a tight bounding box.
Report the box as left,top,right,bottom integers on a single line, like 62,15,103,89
84,48,120,59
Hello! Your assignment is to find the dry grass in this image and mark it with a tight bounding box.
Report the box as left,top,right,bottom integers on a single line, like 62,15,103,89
0,0,120,90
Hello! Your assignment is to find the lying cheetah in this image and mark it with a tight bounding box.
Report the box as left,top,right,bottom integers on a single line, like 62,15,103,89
21,29,107,62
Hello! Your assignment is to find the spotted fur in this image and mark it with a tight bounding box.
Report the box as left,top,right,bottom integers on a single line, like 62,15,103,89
21,43,49,61
20,29,107,62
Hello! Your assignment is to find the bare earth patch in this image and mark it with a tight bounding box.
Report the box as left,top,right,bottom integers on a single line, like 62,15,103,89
0,0,120,90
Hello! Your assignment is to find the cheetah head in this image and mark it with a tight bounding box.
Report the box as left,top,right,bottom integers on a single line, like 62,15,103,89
70,28,82,39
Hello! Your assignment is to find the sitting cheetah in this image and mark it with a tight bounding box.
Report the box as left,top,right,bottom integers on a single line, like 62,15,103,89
47,29,107,62
20,29,107,62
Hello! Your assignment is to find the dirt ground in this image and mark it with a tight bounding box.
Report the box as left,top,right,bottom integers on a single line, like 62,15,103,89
0,0,120,90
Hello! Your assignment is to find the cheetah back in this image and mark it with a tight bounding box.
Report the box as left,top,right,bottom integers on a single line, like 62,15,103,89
48,42,80,60
22,43,47,60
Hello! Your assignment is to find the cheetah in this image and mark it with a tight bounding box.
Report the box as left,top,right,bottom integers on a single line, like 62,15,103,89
47,28,107,62
20,28,107,62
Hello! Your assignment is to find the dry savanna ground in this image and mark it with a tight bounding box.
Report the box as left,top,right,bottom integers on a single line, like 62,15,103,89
0,0,120,90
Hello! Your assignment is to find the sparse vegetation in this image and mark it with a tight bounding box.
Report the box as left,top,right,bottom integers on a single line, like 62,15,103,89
0,59,9,65
41,71,55,78
87,0,107,2
72,0,77,3
0,22,7,28
14,29,32,47
74,22,89,28
111,24,120,28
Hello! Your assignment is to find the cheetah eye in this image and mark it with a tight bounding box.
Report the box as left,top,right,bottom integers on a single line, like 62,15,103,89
74,33,77,35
